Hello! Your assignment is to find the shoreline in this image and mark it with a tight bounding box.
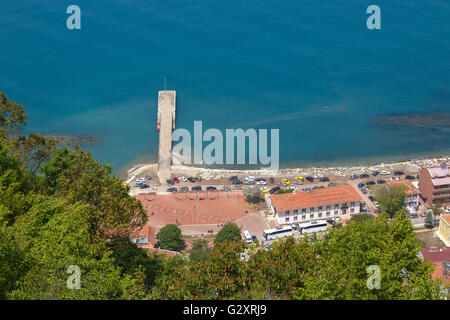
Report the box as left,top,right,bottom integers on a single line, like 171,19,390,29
124,154,450,182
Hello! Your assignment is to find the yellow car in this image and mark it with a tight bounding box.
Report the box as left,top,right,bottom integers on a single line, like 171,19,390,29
295,176,304,181
122,183,128,188
262,189,269,194
281,178,288,183
285,180,290,185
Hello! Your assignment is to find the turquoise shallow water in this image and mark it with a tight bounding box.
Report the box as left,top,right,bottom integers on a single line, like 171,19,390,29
1,0,449,174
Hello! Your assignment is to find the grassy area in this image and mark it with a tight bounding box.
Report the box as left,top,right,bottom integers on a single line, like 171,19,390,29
413,237,426,249
414,230,445,247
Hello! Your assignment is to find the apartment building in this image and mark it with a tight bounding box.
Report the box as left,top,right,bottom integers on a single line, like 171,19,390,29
267,185,362,225
419,164,450,205
438,214,450,246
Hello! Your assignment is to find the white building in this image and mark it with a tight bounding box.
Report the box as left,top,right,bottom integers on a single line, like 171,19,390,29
266,185,362,225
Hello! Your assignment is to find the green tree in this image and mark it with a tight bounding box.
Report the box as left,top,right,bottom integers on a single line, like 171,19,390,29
157,224,184,251
374,184,407,218
214,222,241,244
243,186,264,203
294,212,444,299
431,204,442,222
190,238,211,262
0,92,27,139
425,211,434,229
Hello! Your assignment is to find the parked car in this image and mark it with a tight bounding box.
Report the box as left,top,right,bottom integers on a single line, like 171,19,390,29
305,176,314,182
328,182,337,187
195,176,202,181
222,185,230,190
320,177,329,182
145,174,152,180
377,179,386,184
139,184,149,189
350,174,359,180
179,186,189,192
358,182,365,188
166,179,175,185
409,214,419,219
232,180,243,185
405,175,415,180
389,176,400,181
394,171,404,176
361,188,368,194
269,177,275,183
311,186,319,190
229,176,238,181
192,186,202,191
380,171,390,175
302,187,309,191
251,235,257,242
188,177,196,182
232,185,242,190
445,208,450,214
167,187,177,192
179,176,188,182
360,173,369,179
256,179,267,185
133,183,141,187
172,177,180,183
372,171,379,176
366,180,376,185
293,180,303,185
206,186,217,191
314,174,324,178
244,180,255,185
269,186,281,194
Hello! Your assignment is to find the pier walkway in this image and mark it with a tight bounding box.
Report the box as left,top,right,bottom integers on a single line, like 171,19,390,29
157,90,176,182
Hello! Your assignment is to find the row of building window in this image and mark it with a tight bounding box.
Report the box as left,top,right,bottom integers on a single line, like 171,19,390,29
287,202,356,215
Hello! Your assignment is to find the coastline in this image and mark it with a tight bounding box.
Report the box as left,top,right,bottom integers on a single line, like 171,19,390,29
124,154,450,182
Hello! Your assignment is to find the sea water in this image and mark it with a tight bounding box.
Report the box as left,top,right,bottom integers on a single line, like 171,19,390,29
1,0,449,174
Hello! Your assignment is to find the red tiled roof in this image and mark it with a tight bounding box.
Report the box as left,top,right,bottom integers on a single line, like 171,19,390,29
387,179,420,195
421,246,450,263
442,214,450,224
130,225,156,248
269,185,362,212
432,262,450,286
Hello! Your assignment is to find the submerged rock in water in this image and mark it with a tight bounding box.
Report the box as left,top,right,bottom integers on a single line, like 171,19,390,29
371,112,450,129
49,135,100,146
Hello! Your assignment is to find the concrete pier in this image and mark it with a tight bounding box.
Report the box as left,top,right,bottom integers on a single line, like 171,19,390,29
157,90,176,182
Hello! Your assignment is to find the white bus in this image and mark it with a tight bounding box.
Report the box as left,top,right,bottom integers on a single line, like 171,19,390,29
263,226,293,241
298,220,328,234
243,230,252,244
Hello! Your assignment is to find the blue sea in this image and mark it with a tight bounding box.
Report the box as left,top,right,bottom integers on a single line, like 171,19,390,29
1,0,449,174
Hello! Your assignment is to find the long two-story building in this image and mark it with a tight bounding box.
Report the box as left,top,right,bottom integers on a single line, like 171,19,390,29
267,185,362,225
419,164,450,205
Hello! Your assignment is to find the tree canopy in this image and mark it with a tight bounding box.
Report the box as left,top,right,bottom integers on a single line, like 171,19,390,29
214,223,241,244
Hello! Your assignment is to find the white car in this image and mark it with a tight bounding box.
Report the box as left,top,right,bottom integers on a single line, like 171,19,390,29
445,208,450,214
136,177,145,182
314,174,324,178
389,176,400,181
246,176,255,181
256,180,266,185
380,171,391,175
178,177,188,182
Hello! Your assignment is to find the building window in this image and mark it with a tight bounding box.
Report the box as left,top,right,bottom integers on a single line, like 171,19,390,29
326,211,330,216
294,209,298,213
326,205,331,210
318,212,322,217
310,208,315,213
302,215,306,220
318,206,323,211
294,215,298,221
302,208,306,214
350,208,354,213
285,217,290,222
334,210,338,216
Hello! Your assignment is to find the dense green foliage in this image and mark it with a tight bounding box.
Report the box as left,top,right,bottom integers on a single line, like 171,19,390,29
156,224,184,251
189,239,211,262
0,92,446,300
214,223,241,244
374,184,407,218
243,186,264,203
424,211,434,229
